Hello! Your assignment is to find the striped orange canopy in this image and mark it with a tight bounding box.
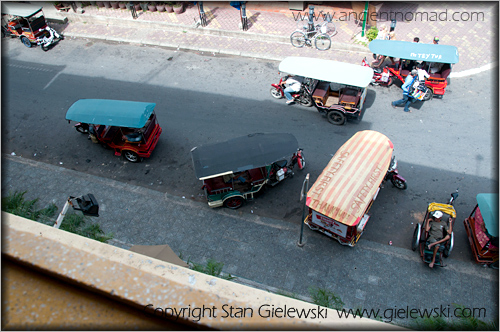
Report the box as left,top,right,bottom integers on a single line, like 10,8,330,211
306,130,394,226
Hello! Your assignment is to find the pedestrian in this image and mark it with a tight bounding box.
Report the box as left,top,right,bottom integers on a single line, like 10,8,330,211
413,37,420,43
391,69,417,113
376,24,388,40
433,36,439,44
387,31,396,40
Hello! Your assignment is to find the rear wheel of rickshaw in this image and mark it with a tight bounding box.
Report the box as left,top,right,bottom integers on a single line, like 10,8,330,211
391,177,407,190
411,223,421,251
298,94,313,107
327,110,346,125
20,36,32,48
290,31,306,48
270,87,282,99
490,261,499,270
123,150,140,163
443,232,454,257
422,88,433,101
314,34,331,51
223,196,244,209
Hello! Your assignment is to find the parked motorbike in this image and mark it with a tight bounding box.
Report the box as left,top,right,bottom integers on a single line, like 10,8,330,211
362,57,393,87
270,75,313,107
268,148,305,186
75,122,90,134
384,156,407,190
36,26,63,51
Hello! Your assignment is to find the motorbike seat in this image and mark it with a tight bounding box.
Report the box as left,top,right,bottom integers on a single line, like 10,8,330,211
373,67,383,74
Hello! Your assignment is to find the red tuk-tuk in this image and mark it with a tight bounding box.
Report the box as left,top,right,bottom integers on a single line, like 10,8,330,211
463,193,499,269
66,99,163,163
304,130,394,246
1,2,63,50
368,40,459,100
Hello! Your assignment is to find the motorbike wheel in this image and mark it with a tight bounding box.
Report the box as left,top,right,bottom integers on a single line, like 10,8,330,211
41,45,49,52
290,31,306,48
327,110,346,125
411,223,421,251
123,151,140,163
422,88,433,101
20,36,32,48
382,76,394,87
223,197,244,209
270,87,283,99
298,94,313,107
391,177,407,190
298,156,305,170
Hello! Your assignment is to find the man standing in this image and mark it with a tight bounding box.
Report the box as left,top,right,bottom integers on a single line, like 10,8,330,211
391,69,417,113
425,210,451,268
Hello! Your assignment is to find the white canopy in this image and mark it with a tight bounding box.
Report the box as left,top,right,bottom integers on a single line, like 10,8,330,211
279,57,374,88
2,2,43,17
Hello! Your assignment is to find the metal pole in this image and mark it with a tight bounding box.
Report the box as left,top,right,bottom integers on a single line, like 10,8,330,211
241,2,248,31
54,199,72,229
307,6,314,32
198,2,207,27
361,1,368,37
298,173,310,247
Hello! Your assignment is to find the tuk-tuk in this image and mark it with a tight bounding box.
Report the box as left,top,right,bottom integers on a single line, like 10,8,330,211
411,192,458,268
368,40,459,100
1,2,63,50
277,57,374,125
463,193,499,269
191,133,305,209
66,99,163,163
304,130,393,246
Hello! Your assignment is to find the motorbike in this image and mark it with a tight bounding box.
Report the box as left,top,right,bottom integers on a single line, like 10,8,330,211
383,156,407,190
268,148,305,187
36,26,63,51
362,57,393,87
75,122,90,134
270,75,313,107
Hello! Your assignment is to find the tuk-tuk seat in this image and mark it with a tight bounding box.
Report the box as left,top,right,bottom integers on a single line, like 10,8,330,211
203,178,232,195
312,81,330,105
340,88,360,106
401,69,410,77
248,167,265,185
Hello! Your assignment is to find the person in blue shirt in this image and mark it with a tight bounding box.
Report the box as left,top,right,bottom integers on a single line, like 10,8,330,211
391,69,417,113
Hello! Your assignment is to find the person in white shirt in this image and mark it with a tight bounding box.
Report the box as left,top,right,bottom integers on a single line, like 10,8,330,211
283,75,302,105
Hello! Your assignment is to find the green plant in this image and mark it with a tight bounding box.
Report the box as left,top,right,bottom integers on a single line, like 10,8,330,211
2,191,57,222
366,26,378,42
308,286,344,310
189,258,236,280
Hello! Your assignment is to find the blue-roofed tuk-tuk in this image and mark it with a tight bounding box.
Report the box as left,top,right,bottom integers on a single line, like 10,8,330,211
463,193,499,269
368,40,459,100
66,99,162,162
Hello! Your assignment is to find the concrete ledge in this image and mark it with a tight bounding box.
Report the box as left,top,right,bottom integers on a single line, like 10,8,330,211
2,213,398,330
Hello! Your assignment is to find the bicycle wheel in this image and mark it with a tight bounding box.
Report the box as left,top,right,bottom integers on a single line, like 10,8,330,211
291,31,306,48
314,33,331,51
320,21,336,37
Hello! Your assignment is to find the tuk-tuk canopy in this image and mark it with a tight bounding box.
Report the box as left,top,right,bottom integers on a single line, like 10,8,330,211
369,40,459,64
477,193,499,237
306,130,393,226
66,99,156,128
2,2,43,17
279,57,374,88
191,133,299,180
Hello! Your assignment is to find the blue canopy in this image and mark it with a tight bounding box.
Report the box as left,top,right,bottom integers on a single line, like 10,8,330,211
66,99,156,128
369,40,459,64
477,193,499,237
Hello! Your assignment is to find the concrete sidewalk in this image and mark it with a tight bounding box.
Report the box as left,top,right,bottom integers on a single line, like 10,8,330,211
2,154,498,327
42,1,498,73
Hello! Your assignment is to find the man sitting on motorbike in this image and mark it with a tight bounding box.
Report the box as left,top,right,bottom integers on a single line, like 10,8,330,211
283,75,302,105
425,210,451,268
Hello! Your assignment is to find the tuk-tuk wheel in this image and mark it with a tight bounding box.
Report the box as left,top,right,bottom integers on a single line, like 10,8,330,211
20,36,32,48
411,223,421,251
41,45,49,52
298,94,313,107
490,261,499,270
327,110,346,125
422,89,433,101
123,151,140,163
223,197,244,209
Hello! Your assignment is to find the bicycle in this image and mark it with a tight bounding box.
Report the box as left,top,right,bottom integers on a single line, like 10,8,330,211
290,22,332,51
295,17,336,38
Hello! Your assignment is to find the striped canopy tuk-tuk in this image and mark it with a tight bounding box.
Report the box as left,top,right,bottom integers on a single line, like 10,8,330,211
368,40,459,100
304,130,393,246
